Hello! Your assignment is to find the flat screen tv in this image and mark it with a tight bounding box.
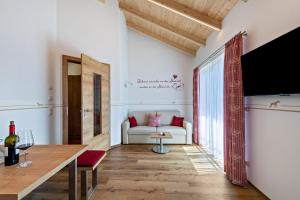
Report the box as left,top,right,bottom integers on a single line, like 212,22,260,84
241,26,300,96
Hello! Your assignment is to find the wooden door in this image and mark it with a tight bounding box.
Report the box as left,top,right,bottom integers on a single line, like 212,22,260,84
81,54,110,150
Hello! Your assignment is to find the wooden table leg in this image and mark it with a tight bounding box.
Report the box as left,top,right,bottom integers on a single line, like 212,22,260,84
92,167,98,189
81,170,88,200
69,159,77,200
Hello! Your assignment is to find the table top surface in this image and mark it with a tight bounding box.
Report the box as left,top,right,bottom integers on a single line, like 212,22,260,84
150,132,173,139
0,145,87,200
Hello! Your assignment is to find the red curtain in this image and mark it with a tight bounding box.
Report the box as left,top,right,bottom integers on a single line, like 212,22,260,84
193,67,200,144
224,33,247,186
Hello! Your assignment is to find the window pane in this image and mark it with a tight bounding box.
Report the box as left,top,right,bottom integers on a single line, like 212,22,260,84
199,52,224,165
94,73,102,136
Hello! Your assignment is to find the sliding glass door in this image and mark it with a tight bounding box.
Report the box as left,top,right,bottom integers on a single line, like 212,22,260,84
199,52,224,164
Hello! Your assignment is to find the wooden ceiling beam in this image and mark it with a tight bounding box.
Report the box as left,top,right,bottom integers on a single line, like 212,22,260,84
126,21,196,56
119,2,205,47
147,0,222,31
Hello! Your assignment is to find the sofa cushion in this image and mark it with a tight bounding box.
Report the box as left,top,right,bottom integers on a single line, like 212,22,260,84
157,126,186,135
129,111,155,126
157,110,180,125
128,126,157,134
171,116,184,127
128,116,138,127
148,113,161,127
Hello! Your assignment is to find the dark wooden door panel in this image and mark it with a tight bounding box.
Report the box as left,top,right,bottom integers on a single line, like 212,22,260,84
68,75,81,144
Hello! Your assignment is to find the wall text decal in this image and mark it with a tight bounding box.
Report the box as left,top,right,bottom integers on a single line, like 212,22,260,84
136,74,184,90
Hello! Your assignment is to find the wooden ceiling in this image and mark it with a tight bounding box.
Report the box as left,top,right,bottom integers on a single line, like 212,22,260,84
119,0,239,56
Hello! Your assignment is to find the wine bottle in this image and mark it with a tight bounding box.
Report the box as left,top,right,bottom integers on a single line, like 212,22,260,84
4,121,19,166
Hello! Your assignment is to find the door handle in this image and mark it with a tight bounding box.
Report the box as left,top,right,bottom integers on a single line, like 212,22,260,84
82,108,92,119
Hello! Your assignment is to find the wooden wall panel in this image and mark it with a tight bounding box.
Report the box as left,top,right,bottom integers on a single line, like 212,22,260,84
125,13,197,55
119,0,239,54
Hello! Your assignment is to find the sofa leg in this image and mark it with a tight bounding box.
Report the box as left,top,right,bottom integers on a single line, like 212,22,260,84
81,170,88,200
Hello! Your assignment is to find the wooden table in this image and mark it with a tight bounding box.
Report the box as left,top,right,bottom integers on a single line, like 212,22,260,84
0,145,87,200
150,132,172,154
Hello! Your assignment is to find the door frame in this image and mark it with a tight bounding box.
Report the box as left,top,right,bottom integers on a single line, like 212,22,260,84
62,55,81,144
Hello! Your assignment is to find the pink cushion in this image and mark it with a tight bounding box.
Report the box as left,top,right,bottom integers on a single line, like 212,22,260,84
77,150,106,167
171,116,184,127
148,113,161,127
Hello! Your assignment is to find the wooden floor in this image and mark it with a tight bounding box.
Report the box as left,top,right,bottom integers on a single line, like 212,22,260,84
25,145,268,200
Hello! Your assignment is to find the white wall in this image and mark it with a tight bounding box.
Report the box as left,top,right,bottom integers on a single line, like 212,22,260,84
0,0,128,146
192,0,300,199
0,0,60,144
57,0,128,146
128,30,193,121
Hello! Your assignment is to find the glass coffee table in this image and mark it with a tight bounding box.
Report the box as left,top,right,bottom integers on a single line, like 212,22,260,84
150,132,172,154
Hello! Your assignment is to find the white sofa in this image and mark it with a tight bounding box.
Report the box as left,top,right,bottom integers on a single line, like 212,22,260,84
122,110,192,144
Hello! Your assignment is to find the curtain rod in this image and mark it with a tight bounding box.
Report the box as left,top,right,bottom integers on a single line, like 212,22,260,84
241,31,248,36
198,31,247,68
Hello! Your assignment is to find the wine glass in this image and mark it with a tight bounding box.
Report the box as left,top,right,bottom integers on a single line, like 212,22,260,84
0,139,3,164
16,130,34,168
